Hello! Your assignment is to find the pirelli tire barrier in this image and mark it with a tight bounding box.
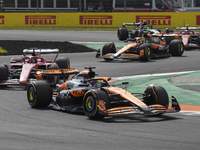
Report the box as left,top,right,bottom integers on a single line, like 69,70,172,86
0,40,94,55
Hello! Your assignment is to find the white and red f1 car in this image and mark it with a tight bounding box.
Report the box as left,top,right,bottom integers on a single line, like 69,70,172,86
0,48,70,87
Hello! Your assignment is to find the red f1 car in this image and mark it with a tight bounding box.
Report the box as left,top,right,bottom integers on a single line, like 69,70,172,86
0,48,70,87
27,66,180,119
176,26,200,49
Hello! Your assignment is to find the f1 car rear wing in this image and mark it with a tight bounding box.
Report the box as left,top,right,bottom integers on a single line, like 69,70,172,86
23,48,59,62
35,68,79,77
176,27,200,30
23,48,59,54
122,22,141,28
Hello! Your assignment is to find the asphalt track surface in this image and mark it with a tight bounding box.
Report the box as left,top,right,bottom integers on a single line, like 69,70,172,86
0,30,200,150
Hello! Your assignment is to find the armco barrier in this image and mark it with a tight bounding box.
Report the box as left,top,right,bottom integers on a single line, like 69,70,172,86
0,12,199,28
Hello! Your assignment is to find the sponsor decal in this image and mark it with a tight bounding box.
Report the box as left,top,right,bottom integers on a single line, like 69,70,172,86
41,70,55,74
0,16,4,25
196,15,200,25
25,15,56,25
136,15,171,26
71,90,85,97
79,15,113,25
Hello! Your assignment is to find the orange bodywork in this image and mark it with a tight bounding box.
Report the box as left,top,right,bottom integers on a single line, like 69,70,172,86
115,43,137,55
36,68,79,76
122,53,140,59
104,87,147,107
97,86,169,116
70,90,86,97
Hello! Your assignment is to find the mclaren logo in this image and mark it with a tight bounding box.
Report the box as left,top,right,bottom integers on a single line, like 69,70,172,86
136,15,171,26
79,15,113,25
25,15,56,25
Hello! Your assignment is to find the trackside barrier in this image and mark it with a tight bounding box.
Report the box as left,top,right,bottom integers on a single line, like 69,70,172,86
0,12,199,28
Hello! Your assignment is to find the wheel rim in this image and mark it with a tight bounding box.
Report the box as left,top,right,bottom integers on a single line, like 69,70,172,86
85,96,95,112
179,43,184,55
146,47,151,60
28,87,34,102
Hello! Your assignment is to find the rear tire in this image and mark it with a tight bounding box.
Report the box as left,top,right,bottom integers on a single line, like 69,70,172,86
55,57,70,69
83,89,110,119
197,35,200,46
164,37,174,45
169,40,184,56
48,64,59,69
0,65,8,81
166,28,174,33
27,81,52,108
138,44,152,61
117,28,128,41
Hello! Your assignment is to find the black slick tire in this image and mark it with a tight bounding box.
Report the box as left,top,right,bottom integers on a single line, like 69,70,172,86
117,28,128,41
138,43,152,61
55,57,70,69
27,81,52,108
0,65,8,81
83,89,109,119
169,40,184,56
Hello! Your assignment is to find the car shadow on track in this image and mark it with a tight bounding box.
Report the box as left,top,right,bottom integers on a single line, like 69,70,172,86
0,85,26,91
98,114,181,123
97,60,156,63
32,106,182,123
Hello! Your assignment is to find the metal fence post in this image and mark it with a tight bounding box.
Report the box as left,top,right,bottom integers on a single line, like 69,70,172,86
0,0,4,12
124,0,126,12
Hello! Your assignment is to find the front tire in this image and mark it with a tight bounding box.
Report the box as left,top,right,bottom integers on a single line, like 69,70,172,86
83,89,110,119
144,85,169,109
169,40,184,56
102,42,116,56
102,42,116,61
27,81,52,108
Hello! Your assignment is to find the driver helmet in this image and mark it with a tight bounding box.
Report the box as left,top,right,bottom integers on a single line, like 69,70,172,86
90,80,102,88
142,20,147,26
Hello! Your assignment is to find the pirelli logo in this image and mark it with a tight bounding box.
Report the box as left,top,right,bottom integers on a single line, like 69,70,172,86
0,16,4,25
196,16,200,25
79,15,113,25
25,15,56,25
136,15,171,26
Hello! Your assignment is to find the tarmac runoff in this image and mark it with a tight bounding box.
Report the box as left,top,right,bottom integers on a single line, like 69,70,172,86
73,42,200,114
109,70,200,114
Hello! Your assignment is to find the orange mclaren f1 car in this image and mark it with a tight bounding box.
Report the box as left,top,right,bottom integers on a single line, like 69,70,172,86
27,67,180,119
96,34,184,61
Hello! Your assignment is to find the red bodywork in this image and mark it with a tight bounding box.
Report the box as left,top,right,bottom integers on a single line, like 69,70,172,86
176,27,200,48
0,49,59,85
